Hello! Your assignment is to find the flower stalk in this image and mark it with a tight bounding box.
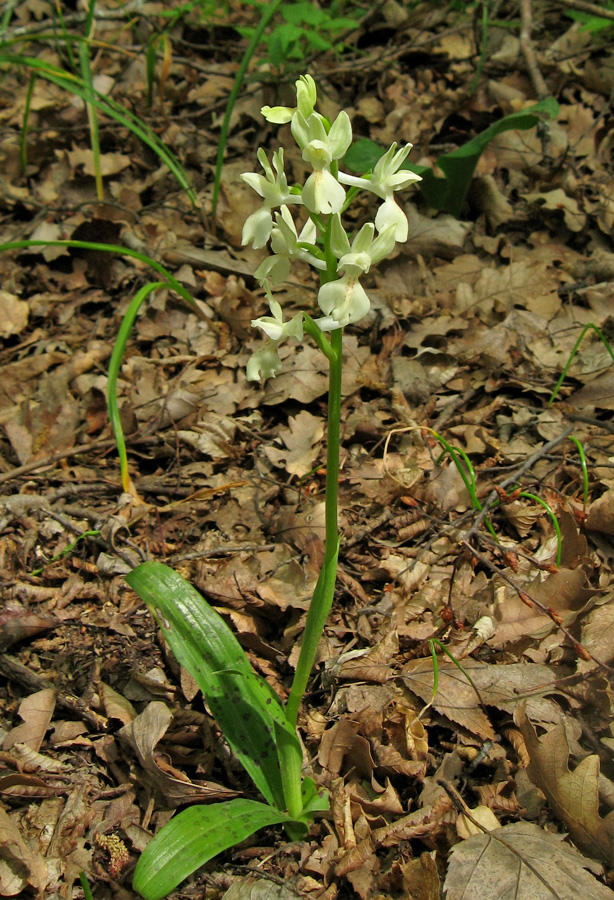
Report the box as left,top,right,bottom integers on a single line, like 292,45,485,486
241,73,421,730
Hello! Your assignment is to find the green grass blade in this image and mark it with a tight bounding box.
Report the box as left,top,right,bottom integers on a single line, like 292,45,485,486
547,322,614,407
430,638,485,708
431,430,499,543
0,53,196,203
568,435,589,508
517,492,562,566
133,799,296,900
211,0,285,220
126,562,302,812
108,281,165,492
79,873,94,900
78,38,104,200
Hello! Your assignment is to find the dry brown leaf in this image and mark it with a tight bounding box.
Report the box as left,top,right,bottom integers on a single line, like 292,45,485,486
586,490,614,537
319,719,375,779
3,688,56,752
401,851,441,900
401,658,495,740
265,409,324,477
221,874,300,900
118,701,238,807
0,291,28,337
577,597,614,672
516,703,614,866
445,821,614,900
523,188,586,231
99,682,137,725
0,807,47,896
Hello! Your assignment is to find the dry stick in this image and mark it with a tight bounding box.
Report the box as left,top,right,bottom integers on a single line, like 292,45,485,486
555,0,614,21
519,0,549,100
0,434,161,487
460,539,613,674
0,653,108,733
463,424,575,541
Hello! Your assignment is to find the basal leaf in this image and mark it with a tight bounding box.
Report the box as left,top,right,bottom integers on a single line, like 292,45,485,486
133,799,296,900
126,562,301,812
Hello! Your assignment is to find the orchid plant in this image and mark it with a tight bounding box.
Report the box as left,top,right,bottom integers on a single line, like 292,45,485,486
126,75,420,900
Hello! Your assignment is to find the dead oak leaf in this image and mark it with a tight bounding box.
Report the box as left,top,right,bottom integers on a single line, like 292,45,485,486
516,703,614,866
265,409,324,477
445,821,614,900
401,659,567,741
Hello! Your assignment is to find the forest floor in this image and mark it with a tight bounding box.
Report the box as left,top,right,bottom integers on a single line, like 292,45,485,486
1,2,614,899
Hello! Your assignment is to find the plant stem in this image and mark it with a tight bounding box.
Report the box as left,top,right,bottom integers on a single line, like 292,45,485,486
325,329,342,556
286,330,342,729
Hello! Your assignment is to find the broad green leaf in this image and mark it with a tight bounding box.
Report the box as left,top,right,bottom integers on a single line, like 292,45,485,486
344,97,559,217
126,562,302,812
133,799,297,900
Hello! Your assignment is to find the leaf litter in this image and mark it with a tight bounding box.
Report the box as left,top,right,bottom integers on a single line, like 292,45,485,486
1,3,614,900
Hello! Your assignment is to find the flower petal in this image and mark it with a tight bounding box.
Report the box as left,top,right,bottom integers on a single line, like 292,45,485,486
242,207,273,248
246,345,283,382
302,169,346,214
375,197,408,242
317,275,370,327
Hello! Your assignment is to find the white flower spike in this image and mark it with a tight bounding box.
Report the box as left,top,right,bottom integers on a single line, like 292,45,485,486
241,74,422,379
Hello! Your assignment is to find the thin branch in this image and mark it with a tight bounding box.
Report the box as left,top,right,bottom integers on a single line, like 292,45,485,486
460,539,613,674
520,0,549,99
555,0,614,21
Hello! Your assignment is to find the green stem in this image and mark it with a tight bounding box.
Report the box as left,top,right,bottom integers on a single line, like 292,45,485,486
567,435,589,508
285,334,342,728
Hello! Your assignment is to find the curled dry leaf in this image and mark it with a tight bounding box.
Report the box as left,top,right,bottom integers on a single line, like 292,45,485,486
0,808,47,896
118,701,239,807
3,688,56,752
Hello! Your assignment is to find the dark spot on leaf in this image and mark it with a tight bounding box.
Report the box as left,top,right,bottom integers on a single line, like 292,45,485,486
243,712,251,721
266,698,272,705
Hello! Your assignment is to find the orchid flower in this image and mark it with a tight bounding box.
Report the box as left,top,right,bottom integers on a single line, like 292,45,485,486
254,207,326,286
291,110,352,215
252,295,304,343
247,295,304,383
315,218,397,330
260,74,318,125
241,148,301,248
246,343,283,382
339,142,422,241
